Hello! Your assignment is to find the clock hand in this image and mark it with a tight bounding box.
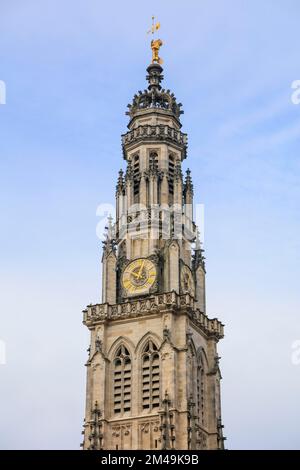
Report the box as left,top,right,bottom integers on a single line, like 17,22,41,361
137,260,145,279
131,272,140,278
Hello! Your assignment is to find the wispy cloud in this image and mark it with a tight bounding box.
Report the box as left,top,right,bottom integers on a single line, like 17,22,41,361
219,94,291,138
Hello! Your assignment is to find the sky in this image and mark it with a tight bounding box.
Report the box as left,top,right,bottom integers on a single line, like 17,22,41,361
0,0,300,450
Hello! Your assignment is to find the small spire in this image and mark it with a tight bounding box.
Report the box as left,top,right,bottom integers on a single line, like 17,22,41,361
195,228,201,250
125,160,133,182
102,215,116,256
185,168,194,193
87,402,103,450
160,391,174,450
116,169,124,193
107,214,113,238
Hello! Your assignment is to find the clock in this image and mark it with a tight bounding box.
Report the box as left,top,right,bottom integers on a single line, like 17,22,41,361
180,265,195,297
122,258,157,296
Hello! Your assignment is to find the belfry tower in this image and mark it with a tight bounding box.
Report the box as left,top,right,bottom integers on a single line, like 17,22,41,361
81,38,225,450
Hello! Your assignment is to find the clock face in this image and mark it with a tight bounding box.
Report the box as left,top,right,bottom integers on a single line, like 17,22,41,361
122,258,157,296
180,265,195,297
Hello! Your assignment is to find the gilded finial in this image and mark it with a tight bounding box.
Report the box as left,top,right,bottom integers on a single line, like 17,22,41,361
147,16,163,64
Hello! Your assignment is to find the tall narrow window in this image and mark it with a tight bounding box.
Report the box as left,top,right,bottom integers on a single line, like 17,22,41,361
113,345,131,415
168,154,175,195
133,154,140,198
142,341,160,411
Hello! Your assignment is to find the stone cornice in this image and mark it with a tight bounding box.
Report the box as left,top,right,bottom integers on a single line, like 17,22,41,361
83,292,224,340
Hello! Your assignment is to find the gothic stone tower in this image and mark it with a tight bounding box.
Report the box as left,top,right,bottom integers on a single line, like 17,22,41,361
81,59,225,450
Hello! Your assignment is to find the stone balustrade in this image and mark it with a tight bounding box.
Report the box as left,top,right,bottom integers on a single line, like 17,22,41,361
122,124,187,158
83,291,224,339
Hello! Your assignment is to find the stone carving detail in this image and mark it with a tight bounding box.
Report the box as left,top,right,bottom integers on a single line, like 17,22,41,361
111,305,118,315
139,420,160,449
95,332,102,353
186,331,193,349
161,352,170,361
198,431,207,450
163,327,170,340
112,424,131,437
111,424,132,450
140,423,150,434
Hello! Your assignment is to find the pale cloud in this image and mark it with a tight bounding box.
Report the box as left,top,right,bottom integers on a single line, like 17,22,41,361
218,94,291,138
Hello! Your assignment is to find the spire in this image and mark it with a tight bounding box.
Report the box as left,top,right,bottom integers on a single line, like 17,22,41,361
195,228,201,251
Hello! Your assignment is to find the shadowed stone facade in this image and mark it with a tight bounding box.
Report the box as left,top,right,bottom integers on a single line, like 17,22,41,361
81,61,225,450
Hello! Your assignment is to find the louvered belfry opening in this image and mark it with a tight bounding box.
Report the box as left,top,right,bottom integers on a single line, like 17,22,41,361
168,154,175,195
142,341,160,411
133,154,140,199
113,345,131,415
149,151,158,168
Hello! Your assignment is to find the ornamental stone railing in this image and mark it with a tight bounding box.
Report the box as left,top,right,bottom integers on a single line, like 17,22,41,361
122,124,188,158
83,292,224,339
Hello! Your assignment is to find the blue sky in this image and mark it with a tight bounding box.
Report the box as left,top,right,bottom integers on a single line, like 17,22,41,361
0,0,300,449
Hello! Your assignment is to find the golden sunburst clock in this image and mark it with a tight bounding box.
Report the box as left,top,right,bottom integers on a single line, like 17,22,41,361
122,258,157,296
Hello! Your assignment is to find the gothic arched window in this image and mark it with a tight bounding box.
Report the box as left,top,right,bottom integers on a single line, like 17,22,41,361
142,340,160,411
113,345,131,415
